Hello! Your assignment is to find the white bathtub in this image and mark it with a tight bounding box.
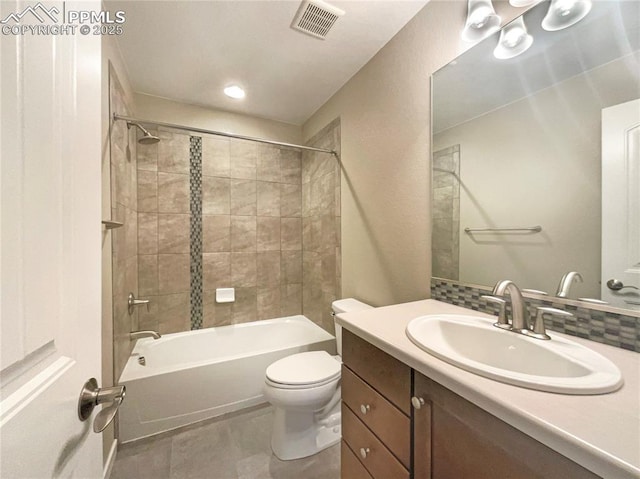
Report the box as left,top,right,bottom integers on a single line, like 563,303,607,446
118,315,336,443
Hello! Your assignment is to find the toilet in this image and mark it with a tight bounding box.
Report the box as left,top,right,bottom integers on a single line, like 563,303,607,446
263,298,372,460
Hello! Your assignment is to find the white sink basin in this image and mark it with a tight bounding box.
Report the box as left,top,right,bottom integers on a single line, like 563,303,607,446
406,314,623,394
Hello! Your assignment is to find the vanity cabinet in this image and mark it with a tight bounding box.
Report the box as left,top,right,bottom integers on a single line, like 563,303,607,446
341,329,601,479
413,373,601,479
341,329,411,479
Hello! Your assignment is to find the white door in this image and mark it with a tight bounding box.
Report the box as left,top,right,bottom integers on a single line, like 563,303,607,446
1,1,104,477
601,99,640,309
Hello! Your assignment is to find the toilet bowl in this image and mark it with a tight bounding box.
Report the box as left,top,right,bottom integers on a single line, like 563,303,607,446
263,298,372,460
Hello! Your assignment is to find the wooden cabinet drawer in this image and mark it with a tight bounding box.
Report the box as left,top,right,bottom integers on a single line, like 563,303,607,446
342,404,410,479
341,441,373,479
342,365,410,468
341,329,411,415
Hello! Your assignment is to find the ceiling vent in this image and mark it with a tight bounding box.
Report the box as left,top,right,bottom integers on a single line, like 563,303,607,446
291,0,345,40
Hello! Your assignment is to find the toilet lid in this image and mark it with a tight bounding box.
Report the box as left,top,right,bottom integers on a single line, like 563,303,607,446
266,351,341,386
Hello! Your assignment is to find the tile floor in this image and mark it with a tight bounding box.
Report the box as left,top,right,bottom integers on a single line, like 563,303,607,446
111,405,340,479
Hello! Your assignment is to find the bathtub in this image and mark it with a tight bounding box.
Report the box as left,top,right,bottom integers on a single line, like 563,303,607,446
118,315,336,443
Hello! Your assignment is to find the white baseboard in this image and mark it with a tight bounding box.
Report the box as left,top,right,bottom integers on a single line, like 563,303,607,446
103,439,118,479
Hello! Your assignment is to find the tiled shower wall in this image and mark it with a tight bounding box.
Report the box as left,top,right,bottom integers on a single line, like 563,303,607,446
432,145,460,281
135,130,310,333
302,119,342,333
109,71,139,381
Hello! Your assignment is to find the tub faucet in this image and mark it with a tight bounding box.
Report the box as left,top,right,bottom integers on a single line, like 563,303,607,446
130,330,161,340
492,280,529,332
556,271,583,298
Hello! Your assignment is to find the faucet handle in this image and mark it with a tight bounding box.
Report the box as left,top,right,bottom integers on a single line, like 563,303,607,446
481,295,510,330
529,307,573,340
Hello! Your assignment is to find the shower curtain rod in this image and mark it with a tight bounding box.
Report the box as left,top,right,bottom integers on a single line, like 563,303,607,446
113,114,338,157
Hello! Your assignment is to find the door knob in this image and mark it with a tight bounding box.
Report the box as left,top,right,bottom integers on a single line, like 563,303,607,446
78,378,126,433
411,396,425,409
607,279,639,291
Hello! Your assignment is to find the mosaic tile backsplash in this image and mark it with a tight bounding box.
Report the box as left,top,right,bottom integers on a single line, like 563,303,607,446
431,278,640,352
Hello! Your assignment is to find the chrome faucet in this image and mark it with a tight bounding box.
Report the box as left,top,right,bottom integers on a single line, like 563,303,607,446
491,280,529,332
130,330,161,340
556,271,583,298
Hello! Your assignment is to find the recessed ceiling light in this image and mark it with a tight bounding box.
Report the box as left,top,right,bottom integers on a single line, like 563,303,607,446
224,85,245,99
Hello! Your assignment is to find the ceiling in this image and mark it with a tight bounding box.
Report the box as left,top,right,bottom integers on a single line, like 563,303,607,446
433,0,640,132
108,0,429,125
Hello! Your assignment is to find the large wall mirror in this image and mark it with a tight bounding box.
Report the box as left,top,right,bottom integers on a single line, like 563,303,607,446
431,0,640,314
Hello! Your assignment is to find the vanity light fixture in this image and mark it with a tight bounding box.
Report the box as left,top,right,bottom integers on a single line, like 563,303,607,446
493,17,533,59
224,85,245,99
541,0,592,31
461,0,502,42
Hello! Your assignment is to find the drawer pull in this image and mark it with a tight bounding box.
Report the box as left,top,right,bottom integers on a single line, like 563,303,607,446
360,404,371,415
411,396,425,410
359,447,370,459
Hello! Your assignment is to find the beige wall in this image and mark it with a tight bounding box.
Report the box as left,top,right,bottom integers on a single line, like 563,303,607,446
434,54,640,298
302,1,523,307
134,93,302,144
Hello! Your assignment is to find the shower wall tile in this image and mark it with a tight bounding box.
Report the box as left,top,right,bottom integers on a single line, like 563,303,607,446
281,283,302,316
257,145,281,183
231,252,257,287
257,181,280,217
257,251,281,286
158,214,190,254
137,137,158,172
158,253,190,294
202,137,230,178
301,118,341,331
257,217,280,251
230,179,257,216
258,286,281,320
157,292,190,334
232,287,257,323
138,213,158,254
203,298,232,328
231,216,257,252
202,215,231,252
202,253,231,291
158,131,190,174
202,177,230,215
280,184,302,217
137,170,158,213
158,172,190,213
110,71,139,383
138,255,158,296
136,129,332,333
230,141,257,180
280,150,301,184
282,251,302,284
281,218,302,251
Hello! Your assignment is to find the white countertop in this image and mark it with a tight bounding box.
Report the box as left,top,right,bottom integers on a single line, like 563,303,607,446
336,299,640,479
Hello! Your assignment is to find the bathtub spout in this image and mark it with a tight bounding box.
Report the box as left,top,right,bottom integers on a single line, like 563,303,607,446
130,330,161,340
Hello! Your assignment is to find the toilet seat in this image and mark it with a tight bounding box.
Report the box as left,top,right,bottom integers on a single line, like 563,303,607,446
266,351,341,389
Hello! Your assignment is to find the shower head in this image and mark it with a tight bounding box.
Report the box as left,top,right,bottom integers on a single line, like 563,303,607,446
127,121,160,145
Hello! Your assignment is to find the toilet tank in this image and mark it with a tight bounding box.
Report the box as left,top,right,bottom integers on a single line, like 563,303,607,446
331,298,373,356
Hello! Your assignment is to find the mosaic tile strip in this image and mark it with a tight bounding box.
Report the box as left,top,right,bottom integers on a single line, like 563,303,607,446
431,278,640,352
190,136,203,330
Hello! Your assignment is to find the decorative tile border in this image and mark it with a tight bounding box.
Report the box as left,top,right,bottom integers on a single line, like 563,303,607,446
190,137,203,330
431,278,640,352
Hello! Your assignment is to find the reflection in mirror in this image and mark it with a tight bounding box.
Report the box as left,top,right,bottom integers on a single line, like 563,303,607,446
431,0,640,312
